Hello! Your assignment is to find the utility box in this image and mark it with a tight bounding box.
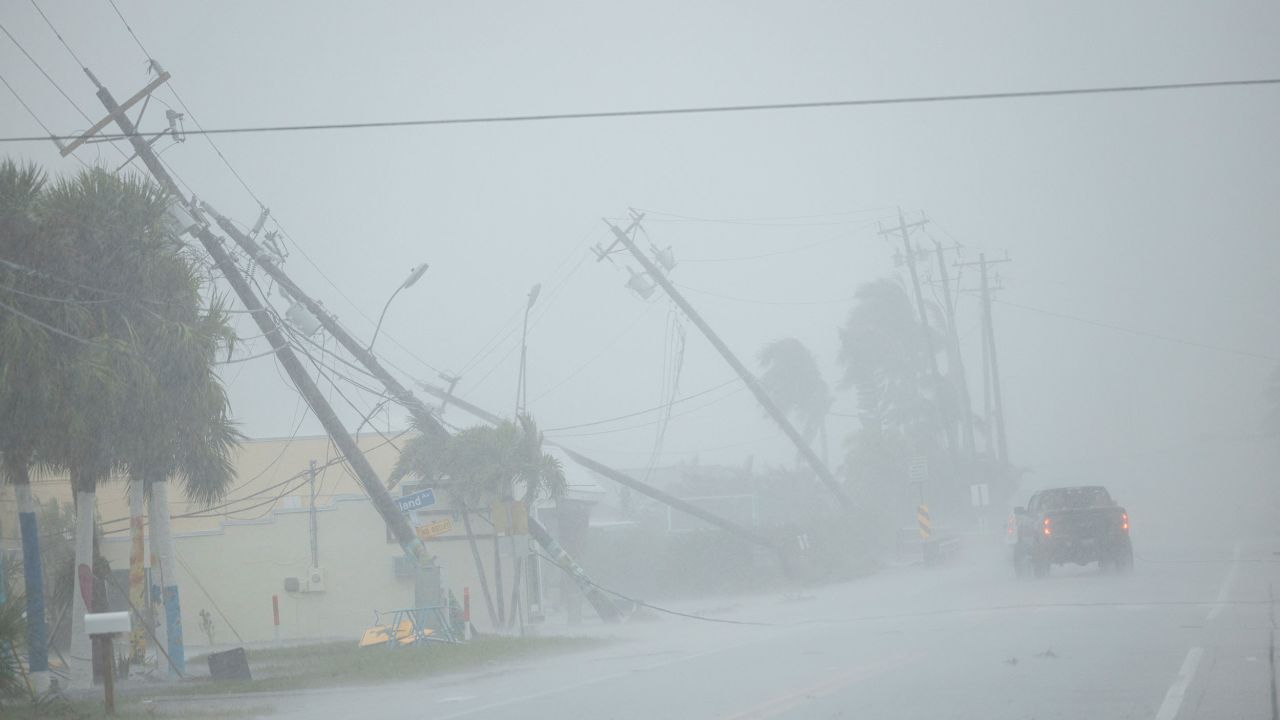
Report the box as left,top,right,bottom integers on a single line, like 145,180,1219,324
207,647,252,682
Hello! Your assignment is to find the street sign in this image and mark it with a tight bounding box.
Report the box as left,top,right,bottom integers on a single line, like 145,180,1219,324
415,517,453,541
908,455,929,484
395,489,436,514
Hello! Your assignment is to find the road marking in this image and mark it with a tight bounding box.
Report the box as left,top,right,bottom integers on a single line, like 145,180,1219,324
1154,647,1203,720
1206,543,1242,622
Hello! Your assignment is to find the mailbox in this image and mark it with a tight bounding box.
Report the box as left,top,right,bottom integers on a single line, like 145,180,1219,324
84,611,131,636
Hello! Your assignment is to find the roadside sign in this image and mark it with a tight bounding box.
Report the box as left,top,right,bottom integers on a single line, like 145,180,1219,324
908,455,929,484
917,504,932,540
415,517,453,541
395,489,436,514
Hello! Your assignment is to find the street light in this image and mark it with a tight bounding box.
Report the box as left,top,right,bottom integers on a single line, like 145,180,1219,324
514,283,542,417
368,263,429,352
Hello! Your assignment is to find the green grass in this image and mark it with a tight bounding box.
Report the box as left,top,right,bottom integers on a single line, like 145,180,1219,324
162,635,605,697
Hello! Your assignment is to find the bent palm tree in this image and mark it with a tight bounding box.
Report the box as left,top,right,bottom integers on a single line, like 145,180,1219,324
393,414,572,628
758,337,833,465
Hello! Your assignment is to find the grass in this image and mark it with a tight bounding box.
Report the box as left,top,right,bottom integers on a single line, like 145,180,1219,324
0,698,275,719
160,635,606,697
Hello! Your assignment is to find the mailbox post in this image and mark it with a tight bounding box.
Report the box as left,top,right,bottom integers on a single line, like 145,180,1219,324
85,612,130,715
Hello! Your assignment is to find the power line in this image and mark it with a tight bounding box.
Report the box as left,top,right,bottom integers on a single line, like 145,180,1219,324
527,302,657,403
27,0,87,70
4,76,1278,145
542,378,741,432
673,281,859,306
0,15,91,122
634,206,891,228
993,298,1280,362
546,383,748,439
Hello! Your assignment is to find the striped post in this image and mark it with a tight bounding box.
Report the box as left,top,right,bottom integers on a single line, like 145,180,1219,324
917,504,932,540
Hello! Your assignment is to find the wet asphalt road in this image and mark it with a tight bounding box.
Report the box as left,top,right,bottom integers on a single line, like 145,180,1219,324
161,532,1279,719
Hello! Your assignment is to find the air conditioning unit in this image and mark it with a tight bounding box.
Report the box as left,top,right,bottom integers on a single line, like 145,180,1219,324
306,567,326,593
392,555,416,578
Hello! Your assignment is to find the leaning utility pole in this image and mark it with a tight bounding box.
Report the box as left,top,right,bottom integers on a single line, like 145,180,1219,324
931,238,977,458
879,210,959,464
957,252,1011,467
977,253,1009,467
81,71,431,564
203,205,620,624
601,215,855,513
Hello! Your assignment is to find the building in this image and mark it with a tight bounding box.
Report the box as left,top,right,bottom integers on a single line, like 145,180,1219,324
0,431,604,650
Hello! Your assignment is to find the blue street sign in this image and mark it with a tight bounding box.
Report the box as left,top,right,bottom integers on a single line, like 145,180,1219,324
395,489,436,513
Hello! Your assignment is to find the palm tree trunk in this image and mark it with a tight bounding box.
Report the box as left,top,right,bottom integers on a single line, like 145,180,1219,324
150,478,184,677
491,508,506,627
458,506,498,628
127,482,147,664
12,468,49,679
68,469,95,689
147,488,166,669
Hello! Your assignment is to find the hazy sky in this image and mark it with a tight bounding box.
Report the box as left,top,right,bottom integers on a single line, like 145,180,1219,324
2,1,1278,487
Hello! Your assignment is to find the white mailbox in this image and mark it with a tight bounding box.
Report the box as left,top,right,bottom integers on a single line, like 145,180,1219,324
84,611,131,636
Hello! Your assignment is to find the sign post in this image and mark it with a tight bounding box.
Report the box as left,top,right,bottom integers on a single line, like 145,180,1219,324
85,612,130,715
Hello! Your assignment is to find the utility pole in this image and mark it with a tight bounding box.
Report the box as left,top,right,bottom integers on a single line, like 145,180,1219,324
601,215,855,513
931,238,977,458
957,252,1011,467
81,71,432,565
879,210,959,465
308,460,319,569
978,253,1010,467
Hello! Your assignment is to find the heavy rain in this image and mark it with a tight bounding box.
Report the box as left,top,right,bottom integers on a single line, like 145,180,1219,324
0,2,1278,719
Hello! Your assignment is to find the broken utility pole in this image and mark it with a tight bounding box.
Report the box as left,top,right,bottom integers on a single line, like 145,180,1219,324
203,205,620,624
599,214,855,513
81,69,432,565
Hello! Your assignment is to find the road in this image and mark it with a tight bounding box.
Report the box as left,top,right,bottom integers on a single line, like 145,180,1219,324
167,531,1279,719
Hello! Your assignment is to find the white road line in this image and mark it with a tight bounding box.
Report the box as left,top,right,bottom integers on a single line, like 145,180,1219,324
1206,542,1242,622
1154,647,1204,720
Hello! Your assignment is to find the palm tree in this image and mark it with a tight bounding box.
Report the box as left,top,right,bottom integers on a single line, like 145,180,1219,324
122,296,239,675
0,160,60,681
28,168,229,685
836,279,945,440
758,337,833,465
392,414,566,629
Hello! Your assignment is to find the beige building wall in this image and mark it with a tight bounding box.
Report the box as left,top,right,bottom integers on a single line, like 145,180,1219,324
0,432,523,646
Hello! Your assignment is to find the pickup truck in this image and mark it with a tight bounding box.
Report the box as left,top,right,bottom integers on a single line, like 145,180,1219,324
1010,486,1132,577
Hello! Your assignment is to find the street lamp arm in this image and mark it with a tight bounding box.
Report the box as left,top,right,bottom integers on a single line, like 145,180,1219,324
368,285,404,353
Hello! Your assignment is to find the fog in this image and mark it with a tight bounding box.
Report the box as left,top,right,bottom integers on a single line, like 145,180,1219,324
1,1,1278,718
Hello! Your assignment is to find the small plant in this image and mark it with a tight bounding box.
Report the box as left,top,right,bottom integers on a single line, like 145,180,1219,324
198,609,215,647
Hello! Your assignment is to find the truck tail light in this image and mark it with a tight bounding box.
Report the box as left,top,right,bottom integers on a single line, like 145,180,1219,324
1042,517,1052,537
1121,512,1129,533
